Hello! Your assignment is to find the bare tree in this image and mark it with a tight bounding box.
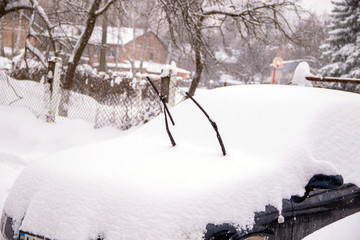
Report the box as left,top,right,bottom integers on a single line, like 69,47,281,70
117,0,159,78
287,12,329,66
159,0,301,96
64,0,115,86
99,15,108,72
14,9,23,55
0,16,4,56
21,0,116,115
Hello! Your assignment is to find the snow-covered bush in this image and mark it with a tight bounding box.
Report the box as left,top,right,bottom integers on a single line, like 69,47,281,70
9,55,46,82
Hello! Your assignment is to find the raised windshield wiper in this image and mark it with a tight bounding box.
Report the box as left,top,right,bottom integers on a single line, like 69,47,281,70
146,77,176,146
184,92,226,156
146,77,226,156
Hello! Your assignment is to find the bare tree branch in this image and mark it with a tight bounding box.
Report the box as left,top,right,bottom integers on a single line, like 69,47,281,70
24,11,47,68
95,0,115,16
0,0,33,18
159,0,301,95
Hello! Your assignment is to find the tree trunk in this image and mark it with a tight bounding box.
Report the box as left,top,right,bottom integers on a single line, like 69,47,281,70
64,0,102,89
14,10,22,55
0,1,7,19
139,29,149,75
166,40,172,64
131,17,136,79
0,1,33,19
0,17,5,57
188,47,203,97
188,17,204,97
99,15,107,72
59,0,103,117
11,12,15,57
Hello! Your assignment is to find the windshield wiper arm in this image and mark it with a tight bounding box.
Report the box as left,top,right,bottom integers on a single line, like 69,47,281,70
146,77,176,146
185,92,226,156
146,77,226,156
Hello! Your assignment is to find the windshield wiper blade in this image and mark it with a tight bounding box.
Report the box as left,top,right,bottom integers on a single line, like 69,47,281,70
146,77,176,146
185,92,226,156
146,77,226,156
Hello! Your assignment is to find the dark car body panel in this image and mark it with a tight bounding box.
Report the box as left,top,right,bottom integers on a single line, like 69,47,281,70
205,183,360,240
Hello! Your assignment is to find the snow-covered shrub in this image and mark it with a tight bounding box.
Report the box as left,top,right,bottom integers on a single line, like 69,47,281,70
8,56,46,82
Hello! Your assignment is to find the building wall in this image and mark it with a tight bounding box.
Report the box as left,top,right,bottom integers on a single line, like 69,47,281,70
119,32,168,64
87,31,168,68
1,12,42,57
2,13,29,55
0,14,169,70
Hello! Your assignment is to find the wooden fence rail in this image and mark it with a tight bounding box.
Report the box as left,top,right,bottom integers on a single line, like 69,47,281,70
306,76,360,84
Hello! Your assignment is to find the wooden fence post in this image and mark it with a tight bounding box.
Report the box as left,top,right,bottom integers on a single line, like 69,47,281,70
161,71,171,103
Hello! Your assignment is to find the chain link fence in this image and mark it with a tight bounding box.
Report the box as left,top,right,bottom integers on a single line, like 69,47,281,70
0,67,186,131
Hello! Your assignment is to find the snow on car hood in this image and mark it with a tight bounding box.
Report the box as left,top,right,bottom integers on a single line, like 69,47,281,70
4,85,360,240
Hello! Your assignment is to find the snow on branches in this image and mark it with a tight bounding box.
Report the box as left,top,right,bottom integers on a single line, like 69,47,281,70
321,0,360,78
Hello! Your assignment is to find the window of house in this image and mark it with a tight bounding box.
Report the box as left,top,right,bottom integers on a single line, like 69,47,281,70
149,52,153,61
108,46,116,58
83,46,89,56
93,46,98,57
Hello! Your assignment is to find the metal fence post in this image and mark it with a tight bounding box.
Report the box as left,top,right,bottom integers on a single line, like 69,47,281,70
48,57,62,122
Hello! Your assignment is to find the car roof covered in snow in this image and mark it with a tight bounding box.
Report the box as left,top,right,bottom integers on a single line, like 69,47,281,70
4,85,360,240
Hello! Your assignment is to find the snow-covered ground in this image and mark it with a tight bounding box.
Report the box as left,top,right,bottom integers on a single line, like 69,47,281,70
303,212,360,239
2,85,360,240
0,106,124,214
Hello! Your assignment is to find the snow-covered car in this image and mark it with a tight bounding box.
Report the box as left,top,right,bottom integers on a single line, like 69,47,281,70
1,85,360,240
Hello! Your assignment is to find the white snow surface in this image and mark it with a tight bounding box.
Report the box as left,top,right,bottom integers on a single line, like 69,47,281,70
0,106,123,214
3,85,360,240
303,212,360,239
0,57,12,70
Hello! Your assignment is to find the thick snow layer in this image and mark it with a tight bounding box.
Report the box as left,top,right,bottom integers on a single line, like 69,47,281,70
303,212,360,239
292,62,313,87
0,57,12,70
0,106,123,213
109,60,190,75
3,85,360,240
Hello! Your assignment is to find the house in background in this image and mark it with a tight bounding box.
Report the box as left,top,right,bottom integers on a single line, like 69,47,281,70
0,15,191,81
72,26,191,81
0,11,38,57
